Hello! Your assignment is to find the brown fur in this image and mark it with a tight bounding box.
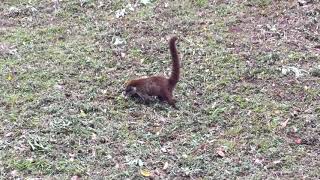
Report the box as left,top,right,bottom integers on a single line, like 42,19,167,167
124,36,180,108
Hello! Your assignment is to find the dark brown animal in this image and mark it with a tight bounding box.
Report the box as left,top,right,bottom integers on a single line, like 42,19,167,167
124,36,180,108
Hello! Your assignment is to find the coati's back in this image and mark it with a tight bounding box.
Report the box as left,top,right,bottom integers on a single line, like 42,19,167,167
125,76,168,96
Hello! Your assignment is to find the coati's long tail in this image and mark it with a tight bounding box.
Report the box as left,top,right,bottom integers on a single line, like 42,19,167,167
168,36,179,88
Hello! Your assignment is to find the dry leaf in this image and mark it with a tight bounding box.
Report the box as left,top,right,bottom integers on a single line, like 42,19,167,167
216,149,225,157
254,158,263,166
71,175,81,180
5,132,14,137
115,9,126,18
280,119,289,129
10,170,18,177
91,133,97,140
126,3,134,11
141,0,151,5
295,138,302,144
163,162,169,170
80,110,86,117
140,169,151,177
273,160,281,164
113,36,125,45
291,127,298,133
7,74,13,81
160,146,167,153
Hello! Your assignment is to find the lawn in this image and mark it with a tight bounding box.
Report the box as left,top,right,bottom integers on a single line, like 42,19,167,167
0,0,319,179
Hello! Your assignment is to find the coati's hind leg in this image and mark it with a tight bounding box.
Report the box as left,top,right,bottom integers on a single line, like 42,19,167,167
159,91,178,109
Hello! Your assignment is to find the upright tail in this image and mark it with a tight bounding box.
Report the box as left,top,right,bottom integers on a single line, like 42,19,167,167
168,36,179,88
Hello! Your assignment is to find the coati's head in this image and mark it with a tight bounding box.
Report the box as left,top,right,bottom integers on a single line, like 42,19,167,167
124,85,137,97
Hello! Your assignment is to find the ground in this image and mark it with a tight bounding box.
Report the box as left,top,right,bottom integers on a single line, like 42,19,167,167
0,0,319,179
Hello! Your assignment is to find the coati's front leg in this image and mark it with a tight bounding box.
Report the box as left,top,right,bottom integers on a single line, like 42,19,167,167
131,91,156,105
136,92,153,102
124,86,153,103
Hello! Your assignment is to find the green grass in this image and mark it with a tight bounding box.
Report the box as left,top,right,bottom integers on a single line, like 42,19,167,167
0,0,319,179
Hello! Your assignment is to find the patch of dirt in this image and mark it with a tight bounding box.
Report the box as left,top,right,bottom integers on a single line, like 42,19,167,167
229,1,320,62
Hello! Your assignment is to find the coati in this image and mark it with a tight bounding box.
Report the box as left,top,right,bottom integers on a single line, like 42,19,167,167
124,36,180,108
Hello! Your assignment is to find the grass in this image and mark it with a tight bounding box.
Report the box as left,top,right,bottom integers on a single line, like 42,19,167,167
0,0,319,179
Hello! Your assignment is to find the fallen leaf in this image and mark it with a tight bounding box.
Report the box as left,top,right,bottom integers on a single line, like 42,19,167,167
71,175,81,180
291,127,298,133
254,158,263,166
54,84,63,90
295,138,302,144
160,146,167,153
141,0,151,5
5,132,14,137
113,36,125,45
182,153,188,158
91,133,97,140
280,119,289,129
291,110,299,117
281,66,307,78
273,160,281,164
115,9,126,18
298,0,312,6
7,74,13,81
216,148,225,157
140,169,151,177
137,159,143,167
10,170,18,177
163,162,169,170
80,110,86,117
126,3,134,11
